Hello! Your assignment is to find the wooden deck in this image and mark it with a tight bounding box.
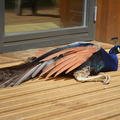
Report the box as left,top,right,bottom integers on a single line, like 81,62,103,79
0,42,120,120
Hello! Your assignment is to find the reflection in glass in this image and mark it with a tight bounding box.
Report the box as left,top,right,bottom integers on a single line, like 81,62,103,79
5,0,85,33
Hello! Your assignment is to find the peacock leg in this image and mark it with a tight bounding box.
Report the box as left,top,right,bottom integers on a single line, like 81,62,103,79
73,67,110,84
97,73,110,84
73,66,91,83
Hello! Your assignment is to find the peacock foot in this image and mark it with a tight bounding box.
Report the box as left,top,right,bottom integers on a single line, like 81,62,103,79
98,73,110,85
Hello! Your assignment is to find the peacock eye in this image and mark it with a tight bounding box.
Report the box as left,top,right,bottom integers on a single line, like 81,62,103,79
117,47,120,52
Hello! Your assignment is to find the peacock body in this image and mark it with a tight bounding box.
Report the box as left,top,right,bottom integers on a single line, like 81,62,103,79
0,42,120,88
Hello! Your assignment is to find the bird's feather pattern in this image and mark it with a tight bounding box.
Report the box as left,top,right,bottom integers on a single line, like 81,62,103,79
0,42,119,88
44,46,98,78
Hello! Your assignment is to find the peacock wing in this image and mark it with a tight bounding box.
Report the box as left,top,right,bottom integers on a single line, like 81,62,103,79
33,42,96,62
0,42,99,87
40,46,99,78
41,46,87,61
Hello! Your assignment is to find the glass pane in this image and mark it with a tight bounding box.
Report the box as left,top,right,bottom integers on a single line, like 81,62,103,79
5,0,85,34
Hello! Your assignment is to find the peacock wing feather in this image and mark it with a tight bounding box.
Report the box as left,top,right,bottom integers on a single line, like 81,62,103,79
33,42,95,62
0,42,100,88
39,45,99,78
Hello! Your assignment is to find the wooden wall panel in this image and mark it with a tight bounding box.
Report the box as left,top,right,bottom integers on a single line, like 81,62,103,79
96,0,120,44
59,0,83,27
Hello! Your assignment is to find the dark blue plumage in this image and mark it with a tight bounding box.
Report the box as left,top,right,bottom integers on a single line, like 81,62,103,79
81,47,119,75
53,43,119,77
99,48,118,71
0,42,120,88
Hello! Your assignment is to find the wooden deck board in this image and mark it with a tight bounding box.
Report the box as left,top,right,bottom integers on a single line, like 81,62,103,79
0,42,120,120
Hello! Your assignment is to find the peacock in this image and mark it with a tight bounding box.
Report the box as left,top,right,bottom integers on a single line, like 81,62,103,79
0,42,120,88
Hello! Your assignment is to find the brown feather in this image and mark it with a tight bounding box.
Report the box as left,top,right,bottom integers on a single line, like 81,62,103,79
65,53,91,74
41,46,98,78
54,54,89,77
65,47,98,73
40,51,81,76
41,46,86,61
45,55,80,78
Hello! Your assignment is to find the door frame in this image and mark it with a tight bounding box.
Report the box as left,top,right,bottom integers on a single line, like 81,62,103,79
0,0,96,53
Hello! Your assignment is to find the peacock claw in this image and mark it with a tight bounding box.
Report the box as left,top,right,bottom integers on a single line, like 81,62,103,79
102,74,110,85
102,80,110,85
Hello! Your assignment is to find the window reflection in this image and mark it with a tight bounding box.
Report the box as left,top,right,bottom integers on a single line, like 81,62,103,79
5,0,85,33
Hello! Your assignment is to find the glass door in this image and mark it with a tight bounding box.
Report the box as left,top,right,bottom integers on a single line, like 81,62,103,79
0,0,96,52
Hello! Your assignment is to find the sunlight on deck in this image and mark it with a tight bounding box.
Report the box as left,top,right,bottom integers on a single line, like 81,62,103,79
0,42,120,120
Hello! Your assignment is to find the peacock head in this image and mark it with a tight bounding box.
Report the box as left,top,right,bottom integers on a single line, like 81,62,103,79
109,45,120,54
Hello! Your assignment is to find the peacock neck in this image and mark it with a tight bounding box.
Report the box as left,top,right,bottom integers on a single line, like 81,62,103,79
99,48,118,71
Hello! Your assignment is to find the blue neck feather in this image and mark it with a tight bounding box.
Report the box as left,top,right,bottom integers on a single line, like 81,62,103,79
100,46,119,71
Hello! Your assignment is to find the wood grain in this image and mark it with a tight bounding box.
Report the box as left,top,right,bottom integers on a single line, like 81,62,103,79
0,42,120,120
96,0,120,44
